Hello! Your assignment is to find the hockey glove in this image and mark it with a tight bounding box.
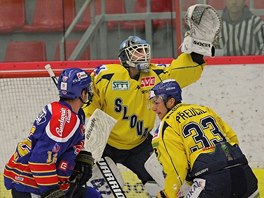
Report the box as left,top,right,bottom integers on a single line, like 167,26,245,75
70,150,94,186
41,186,64,198
181,4,221,57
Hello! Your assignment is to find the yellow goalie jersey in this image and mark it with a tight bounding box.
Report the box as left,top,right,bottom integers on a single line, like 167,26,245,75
152,103,239,197
83,53,205,150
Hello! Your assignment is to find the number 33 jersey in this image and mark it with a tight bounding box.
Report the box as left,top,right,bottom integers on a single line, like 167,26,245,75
152,103,239,197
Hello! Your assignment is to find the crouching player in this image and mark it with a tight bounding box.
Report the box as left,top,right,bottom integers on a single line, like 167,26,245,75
149,79,259,198
4,68,100,198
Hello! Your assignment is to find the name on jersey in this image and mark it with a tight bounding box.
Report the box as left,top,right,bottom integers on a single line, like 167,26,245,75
112,81,129,90
141,76,155,87
176,107,207,123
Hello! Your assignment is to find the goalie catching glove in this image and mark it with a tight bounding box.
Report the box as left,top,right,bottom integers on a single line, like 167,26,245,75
181,4,221,57
70,150,95,186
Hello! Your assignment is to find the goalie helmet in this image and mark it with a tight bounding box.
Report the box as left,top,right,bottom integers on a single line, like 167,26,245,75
118,36,151,72
149,79,182,103
57,68,93,101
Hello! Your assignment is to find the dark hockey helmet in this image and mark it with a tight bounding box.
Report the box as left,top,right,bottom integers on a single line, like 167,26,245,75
118,36,151,72
149,79,182,103
57,68,93,102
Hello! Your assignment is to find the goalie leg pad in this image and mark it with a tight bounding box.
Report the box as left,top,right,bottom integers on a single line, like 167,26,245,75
85,109,117,162
144,152,164,188
144,181,163,198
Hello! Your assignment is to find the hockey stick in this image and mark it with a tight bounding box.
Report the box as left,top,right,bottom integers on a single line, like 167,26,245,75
66,174,82,198
45,64,126,198
45,64,58,86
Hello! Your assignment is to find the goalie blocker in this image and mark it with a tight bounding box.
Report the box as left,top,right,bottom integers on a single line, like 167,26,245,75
181,4,221,57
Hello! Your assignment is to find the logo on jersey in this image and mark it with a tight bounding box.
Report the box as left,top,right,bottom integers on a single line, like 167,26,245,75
141,77,155,87
112,81,129,90
94,65,107,76
73,141,84,154
56,108,72,137
59,161,68,171
15,176,24,181
52,143,61,153
35,108,47,125
47,103,79,142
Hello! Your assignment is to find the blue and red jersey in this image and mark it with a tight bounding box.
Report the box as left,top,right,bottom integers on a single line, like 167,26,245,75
4,100,86,195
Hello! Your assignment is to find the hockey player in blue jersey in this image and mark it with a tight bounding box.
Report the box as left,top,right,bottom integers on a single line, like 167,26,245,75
4,68,100,198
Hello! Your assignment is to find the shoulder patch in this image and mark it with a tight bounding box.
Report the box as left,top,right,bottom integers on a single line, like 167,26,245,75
35,107,47,125
46,102,80,142
94,65,107,76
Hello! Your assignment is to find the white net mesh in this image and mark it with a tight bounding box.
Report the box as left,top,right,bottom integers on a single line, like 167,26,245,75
0,77,58,171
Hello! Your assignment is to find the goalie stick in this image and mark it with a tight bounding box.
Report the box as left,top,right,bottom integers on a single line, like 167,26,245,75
45,64,126,198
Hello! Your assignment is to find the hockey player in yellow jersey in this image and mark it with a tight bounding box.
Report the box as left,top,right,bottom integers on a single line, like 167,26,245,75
149,79,259,198
83,4,222,193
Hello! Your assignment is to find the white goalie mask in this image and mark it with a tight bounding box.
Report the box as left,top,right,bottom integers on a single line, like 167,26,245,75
118,36,151,72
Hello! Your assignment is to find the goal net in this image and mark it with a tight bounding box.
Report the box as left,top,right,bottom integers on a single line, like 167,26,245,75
2,59,264,197
0,70,148,197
